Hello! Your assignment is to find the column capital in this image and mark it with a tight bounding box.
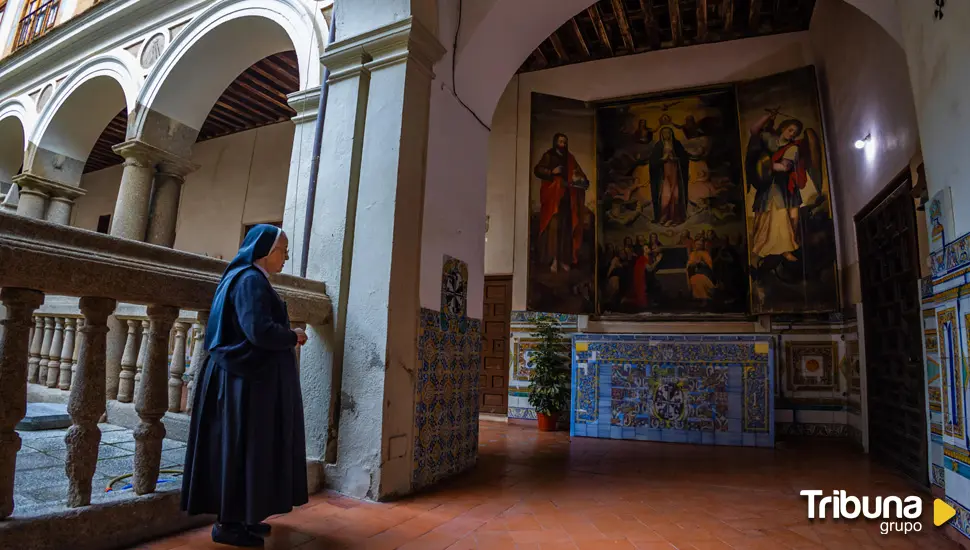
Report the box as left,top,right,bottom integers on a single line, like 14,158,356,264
12,173,86,201
287,87,322,124
322,17,445,83
112,140,198,175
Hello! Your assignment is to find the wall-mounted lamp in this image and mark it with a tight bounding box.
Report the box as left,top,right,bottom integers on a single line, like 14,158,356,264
854,133,871,150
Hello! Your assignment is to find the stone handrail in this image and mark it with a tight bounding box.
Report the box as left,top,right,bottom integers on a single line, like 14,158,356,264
0,211,332,324
0,211,331,520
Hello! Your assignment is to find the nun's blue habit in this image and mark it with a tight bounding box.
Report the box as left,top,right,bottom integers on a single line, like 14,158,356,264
181,224,308,526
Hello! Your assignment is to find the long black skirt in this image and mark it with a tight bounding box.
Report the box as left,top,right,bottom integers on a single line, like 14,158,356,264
180,355,309,524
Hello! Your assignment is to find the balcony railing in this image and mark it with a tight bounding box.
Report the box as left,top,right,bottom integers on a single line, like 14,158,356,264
14,1,60,51
0,210,331,545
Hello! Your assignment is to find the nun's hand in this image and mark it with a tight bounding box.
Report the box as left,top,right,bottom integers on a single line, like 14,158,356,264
293,328,308,346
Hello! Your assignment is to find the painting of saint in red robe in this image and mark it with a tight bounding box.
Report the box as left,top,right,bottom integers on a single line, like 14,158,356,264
534,133,590,273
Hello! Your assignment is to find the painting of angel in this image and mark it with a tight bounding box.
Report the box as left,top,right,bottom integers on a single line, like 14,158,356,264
737,66,840,313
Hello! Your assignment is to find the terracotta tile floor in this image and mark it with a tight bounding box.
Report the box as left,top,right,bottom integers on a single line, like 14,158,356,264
138,422,960,549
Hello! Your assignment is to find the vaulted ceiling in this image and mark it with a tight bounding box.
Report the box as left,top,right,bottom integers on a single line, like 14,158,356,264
84,51,299,173
517,0,817,74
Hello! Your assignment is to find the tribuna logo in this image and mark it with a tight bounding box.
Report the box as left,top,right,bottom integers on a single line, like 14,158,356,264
800,490,923,535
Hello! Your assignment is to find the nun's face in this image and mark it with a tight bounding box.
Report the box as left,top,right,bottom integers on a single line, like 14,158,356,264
263,232,290,273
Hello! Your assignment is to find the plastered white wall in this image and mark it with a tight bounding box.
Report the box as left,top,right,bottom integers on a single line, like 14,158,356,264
483,32,816,310
74,122,293,258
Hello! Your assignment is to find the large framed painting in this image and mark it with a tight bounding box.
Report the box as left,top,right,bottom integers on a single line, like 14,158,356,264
737,66,840,314
595,88,748,315
526,93,597,314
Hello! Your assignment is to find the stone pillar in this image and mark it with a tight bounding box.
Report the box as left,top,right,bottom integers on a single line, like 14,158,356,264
27,316,44,383
133,305,178,495
104,315,126,401
116,320,140,403
146,159,197,247
65,297,116,507
38,317,54,383
110,141,159,241
58,318,77,390
12,173,85,224
0,288,44,519
316,17,444,499
134,319,149,391
71,320,83,388
45,317,65,388
185,311,209,415
168,322,188,413
282,87,322,277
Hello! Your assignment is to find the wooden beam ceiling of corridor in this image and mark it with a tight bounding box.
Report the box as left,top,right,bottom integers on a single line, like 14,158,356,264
518,0,816,74
83,51,299,174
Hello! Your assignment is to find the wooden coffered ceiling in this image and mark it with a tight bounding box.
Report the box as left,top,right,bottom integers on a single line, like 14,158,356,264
517,0,816,73
84,51,299,174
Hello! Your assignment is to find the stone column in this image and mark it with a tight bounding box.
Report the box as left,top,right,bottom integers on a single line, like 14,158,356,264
110,141,160,241
134,319,149,391
65,297,116,507
27,316,44,383
146,159,197,248
58,318,77,390
12,173,86,224
133,305,178,495
185,310,209,415
281,87,322,277
45,317,65,388
168,322,188,413
105,315,126,401
0,288,44,519
71,319,83,388
317,17,445,498
116,320,140,403
38,317,54,383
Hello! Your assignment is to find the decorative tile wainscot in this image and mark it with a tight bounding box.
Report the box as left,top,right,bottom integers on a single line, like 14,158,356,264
570,334,775,447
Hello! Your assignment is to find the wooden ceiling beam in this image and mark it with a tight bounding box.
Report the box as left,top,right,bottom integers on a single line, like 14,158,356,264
230,78,293,115
548,31,568,62
610,0,636,52
588,4,613,56
639,0,662,49
749,0,762,32
722,0,734,32
668,0,683,46
571,19,590,58
697,0,708,41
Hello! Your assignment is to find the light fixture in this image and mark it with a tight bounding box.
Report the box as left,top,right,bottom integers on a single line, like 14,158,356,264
854,133,871,150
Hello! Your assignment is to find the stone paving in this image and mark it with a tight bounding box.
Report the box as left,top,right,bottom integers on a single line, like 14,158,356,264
14,423,187,517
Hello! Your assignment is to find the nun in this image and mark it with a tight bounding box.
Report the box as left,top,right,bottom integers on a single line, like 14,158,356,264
181,224,309,547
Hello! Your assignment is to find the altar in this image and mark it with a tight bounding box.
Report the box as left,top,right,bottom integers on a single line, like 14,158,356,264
571,334,775,447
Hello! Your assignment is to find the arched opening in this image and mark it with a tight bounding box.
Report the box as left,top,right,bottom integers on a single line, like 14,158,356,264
0,115,25,196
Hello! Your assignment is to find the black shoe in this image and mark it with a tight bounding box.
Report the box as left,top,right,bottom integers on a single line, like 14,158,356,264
212,523,264,547
246,523,272,536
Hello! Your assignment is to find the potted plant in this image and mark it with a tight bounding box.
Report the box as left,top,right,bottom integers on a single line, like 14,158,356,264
527,315,571,431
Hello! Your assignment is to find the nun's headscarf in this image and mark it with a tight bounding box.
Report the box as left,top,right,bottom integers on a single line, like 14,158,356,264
205,224,282,350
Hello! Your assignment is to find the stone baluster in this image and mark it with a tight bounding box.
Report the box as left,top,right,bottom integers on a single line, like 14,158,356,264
0,288,44,519
116,320,141,403
37,317,54,383
134,320,149,392
58,318,77,390
168,322,188,413
133,306,178,494
185,311,209,415
27,316,43,383
71,319,83,388
46,318,65,388
65,298,116,507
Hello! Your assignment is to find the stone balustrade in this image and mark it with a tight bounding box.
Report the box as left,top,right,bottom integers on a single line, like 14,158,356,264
0,210,331,519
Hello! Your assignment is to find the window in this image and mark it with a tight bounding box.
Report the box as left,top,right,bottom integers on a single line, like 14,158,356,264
0,2,7,26
14,1,60,51
96,214,111,234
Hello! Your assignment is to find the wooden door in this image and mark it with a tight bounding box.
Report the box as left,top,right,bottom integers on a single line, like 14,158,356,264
481,276,512,415
855,170,928,486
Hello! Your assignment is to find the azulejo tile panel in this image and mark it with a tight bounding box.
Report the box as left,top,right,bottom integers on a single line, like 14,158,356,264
933,464,947,489
412,256,481,491
784,341,838,392
776,422,849,438
507,312,577,421
571,334,774,447
938,307,965,441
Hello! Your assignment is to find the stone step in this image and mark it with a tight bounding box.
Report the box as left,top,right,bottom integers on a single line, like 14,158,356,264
17,403,71,431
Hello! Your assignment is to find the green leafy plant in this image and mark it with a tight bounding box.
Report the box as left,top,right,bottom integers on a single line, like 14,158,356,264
527,315,571,416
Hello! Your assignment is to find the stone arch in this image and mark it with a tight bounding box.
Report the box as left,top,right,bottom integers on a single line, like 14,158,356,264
454,0,904,123
26,53,137,186
0,98,31,205
130,0,326,156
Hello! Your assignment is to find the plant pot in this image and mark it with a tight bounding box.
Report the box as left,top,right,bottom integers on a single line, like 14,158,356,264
537,412,560,432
